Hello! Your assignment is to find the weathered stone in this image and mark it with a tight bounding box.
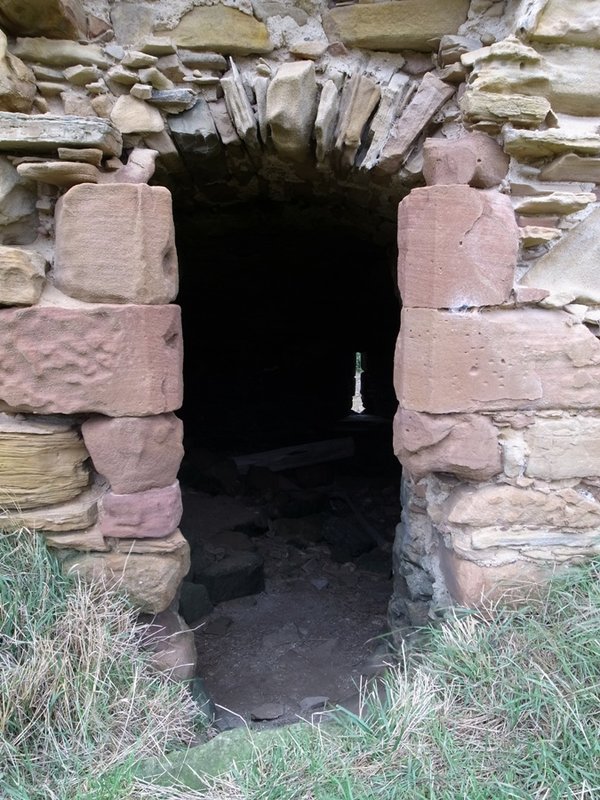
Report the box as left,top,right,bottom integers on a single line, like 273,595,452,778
99,481,182,539
194,551,265,604
362,72,411,171
334,73,380,169
16,160,100,188
525,416,600,480
138,66,173,90
122,51,158,70
109,528,188,555
503,128,600,160
378,73,455,173
0,303,183,416
179,581,213,624
221,61,258,150
0,0,88,39
102,148,158,184
0,157,37,244
519,226,561,248
512,192,595,216
543,47,600,116
0,246,45,306
0,112,122,156
465,527,600,558
314,79,339,162
208,98,240,145
289,41,328,60
61,91,96,117
266,61,318,162
253,74,269,143
12,38,110,68
393,409,501,481
439,34,481,66
179,50,227,71
131,83,153,100
168,5,272,56
169,97,225,177
0,478,105,533
460,91,551,128
0,30,35,113
106,65,138,87
110,95,165,135
397,186,517,309
462,37,547,90
323,0,469,52
57,146,103,166
110,4,155,47
513,285,550,304
140,610,197,681
522,207,600,305
436,484,600,530
54,183,177,304
63,64,101,86
423,131,509,188
147,89,196,114
156,54,187,83
396,307,600,414
43,526,108,552
438,544,552,606
140,36,177,57
540,154,600,183
0,414,89,510
62,546,190,613
532,0,600,48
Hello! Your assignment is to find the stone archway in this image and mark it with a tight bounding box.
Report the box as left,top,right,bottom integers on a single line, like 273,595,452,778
1,0,600,682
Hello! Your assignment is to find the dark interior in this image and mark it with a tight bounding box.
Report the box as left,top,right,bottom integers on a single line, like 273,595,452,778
170,195,404,724
175,198,400,458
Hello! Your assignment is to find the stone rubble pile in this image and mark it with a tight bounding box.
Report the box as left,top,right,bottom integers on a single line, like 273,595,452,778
0,0,598,667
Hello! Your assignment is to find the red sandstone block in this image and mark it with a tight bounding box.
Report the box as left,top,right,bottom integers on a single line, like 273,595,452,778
397,186,518,309
0,304,183,416
437,541,551,606
82,413,184,493
422,132,509,188
393,408,501,480
396,307,600,414
99,481,183,538
54,183,178,304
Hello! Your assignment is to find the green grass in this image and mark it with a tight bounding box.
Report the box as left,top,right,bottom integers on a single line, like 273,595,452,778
0,529,205,799
135,560,600,800
2,527,599,799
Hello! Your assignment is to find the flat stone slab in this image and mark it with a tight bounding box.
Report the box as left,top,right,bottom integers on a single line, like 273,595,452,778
0,304,182,416
0,414,89,509
323,0,469,52
0,113,122,156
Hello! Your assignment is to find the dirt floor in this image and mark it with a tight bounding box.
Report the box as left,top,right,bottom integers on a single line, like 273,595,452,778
179,461,400,728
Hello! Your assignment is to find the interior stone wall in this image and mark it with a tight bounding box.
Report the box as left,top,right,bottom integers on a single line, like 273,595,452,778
0,0,599,659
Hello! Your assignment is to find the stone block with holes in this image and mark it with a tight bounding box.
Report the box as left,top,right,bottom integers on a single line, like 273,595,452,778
54,183,178,304
397,185,518,309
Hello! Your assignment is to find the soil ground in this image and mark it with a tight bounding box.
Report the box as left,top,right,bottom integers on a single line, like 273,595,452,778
180,467,400,728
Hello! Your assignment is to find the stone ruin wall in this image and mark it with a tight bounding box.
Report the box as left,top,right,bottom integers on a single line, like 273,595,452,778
0,0,599,649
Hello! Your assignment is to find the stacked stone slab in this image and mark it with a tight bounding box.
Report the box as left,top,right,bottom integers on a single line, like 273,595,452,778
393,115,600,617
0,145,187,616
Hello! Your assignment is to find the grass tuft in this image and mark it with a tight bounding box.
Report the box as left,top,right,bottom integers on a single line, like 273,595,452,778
0,529,203,799
168,560,600,800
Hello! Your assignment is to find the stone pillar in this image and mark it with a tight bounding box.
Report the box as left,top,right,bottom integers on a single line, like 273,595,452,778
0,175,189,618
391,134,600,624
